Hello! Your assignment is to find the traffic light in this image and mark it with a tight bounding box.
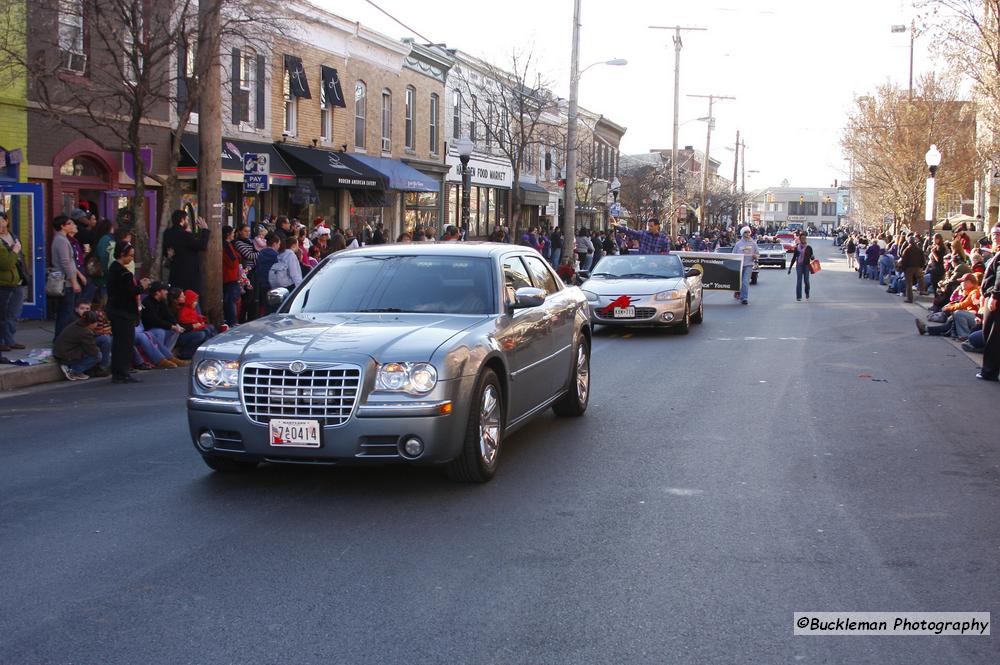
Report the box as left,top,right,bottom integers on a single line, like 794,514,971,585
799,195,805,204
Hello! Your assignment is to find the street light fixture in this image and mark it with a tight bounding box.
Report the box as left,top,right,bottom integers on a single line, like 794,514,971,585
925,144,941,237
564,14,628,265
650,190,660,221
455,137,475,232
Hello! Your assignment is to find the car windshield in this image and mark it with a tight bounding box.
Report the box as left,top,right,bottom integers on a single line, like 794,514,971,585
590,254,684,279
760,244,783,250
286,255,495,315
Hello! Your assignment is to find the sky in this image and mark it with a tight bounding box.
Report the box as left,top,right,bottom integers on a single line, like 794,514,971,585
317,0,937,190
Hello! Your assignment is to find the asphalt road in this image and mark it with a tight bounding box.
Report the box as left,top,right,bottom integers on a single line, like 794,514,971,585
2,241,998,665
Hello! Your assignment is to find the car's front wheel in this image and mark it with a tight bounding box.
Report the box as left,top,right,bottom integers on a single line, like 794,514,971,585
691,297,704,324
447,369,504,483
201,454,258,473
675,301,691,334
553,337,590,417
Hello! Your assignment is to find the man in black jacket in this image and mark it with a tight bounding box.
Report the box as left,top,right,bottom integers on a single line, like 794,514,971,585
899,235,926,303
163,209,209,297
141,281,186,359
977,225,1000,381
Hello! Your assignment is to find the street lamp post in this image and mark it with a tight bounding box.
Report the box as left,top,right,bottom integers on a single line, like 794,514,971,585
456,137,475,232
650,190,660,222
925,144,941,238
564,0,627,264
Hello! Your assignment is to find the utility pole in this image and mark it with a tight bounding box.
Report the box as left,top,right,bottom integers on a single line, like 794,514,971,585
563,0,582,265
740,138,747,223
909,19,915,102
688,93,734,233
198,0,222,323
649,24,705,236
731,130,739,228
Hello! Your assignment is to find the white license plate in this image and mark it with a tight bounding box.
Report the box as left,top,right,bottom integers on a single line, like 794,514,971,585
269,418,321,448
613,306,636,318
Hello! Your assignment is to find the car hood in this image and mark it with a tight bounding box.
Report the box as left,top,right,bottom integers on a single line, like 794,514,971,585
580,276,685,296
198,313,482,364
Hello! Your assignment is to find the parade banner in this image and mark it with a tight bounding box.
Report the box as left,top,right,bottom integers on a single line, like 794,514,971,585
673,251,744,290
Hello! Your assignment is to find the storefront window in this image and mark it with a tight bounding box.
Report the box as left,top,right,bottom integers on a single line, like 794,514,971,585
59,156,105,178
403,191,439,236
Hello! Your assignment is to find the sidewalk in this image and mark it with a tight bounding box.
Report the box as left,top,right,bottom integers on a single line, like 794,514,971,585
0,320,62,391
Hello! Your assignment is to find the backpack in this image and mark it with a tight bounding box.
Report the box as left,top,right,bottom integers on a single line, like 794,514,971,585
268,256,293,288
255,249,279,291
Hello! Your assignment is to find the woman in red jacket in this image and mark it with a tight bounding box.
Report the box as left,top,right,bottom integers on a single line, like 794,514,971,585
222,226,241,327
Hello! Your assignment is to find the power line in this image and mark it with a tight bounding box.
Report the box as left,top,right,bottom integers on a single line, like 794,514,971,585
362,0,434,44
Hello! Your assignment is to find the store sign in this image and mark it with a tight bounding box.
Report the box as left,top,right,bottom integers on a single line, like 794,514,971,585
445,155,512,188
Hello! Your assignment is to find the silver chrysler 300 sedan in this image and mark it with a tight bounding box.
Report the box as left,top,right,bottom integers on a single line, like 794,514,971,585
187,243,592,482
580,253,704,331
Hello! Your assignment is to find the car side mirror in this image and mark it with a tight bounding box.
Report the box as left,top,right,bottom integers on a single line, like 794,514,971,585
267,287,290,309
511,287,546,309
685,268,700,278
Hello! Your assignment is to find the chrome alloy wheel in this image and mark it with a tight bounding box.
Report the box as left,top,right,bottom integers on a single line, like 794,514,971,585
478,385,501,465
576,344,590,404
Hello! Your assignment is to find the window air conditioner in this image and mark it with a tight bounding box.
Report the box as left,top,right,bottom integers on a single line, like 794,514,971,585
61,50,87,74
381,137,391,152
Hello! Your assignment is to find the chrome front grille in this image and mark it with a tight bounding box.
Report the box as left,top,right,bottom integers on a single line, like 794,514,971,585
241,363,361,426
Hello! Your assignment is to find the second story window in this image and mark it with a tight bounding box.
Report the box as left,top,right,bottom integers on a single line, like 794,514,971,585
429,93,439,154
452,89,461,140
283,67,296,135
58,0,86,74
486,102,494,150
405,86,415,150
238,49,255,126
381,89,392,153
470,95,477,143
355,81,366,149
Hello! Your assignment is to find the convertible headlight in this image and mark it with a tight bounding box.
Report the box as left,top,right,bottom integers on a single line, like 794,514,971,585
376,362,438,395
582,290,599,303
196,359,240,390
654,290,684,301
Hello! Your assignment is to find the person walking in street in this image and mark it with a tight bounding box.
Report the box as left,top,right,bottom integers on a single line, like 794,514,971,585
52,215,87,341
731,226,759,305
976,224,1000,381
613,218,672,255
106,242,150,384
0,212,27,351
899,234,926,303
845,235,857,270
162,209,210,297
788,231,814,301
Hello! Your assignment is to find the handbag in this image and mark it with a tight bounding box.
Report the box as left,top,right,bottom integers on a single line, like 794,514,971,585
45,269,65,296
809,258,821,274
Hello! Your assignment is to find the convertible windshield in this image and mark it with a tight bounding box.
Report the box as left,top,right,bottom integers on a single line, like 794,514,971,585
286,255,495,315
590,254,684,279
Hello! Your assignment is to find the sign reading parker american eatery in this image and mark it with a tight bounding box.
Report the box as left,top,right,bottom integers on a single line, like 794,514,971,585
445,155,512,188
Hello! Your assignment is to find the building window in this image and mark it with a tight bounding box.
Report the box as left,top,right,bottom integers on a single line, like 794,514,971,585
499,109,508,150
123,12,143,84
319,72,331,141
355,80,366,149
452,89,461,140
58,0,86,73
429,93,439,154
486,102,494,150
470,95,477,143
283,66,296,135
381,89,391,153
405,86,415,150
236,48,255,125
789,201,818,216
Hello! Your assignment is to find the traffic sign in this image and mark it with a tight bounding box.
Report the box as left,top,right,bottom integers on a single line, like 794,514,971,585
243,152,270,192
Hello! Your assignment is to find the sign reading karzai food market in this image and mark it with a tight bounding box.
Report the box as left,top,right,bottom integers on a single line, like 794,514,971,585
673,251,744,291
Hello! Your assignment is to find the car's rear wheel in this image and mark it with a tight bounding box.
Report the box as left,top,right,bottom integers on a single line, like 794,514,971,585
201,454,258,473
553,337,590,417
691,297,704,324
447,369,504,483
675,301,691,334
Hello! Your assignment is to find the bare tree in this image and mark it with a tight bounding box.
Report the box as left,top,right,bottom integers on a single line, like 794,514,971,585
456,50,558,238
841,73,978,232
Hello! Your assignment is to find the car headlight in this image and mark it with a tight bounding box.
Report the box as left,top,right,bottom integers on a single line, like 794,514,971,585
195,359,240,390
376,362,438,395
582,290,599,303
654,290,684,301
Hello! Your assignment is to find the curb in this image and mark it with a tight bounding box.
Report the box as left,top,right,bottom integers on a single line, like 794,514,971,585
902,295,984,367
0,363,64,392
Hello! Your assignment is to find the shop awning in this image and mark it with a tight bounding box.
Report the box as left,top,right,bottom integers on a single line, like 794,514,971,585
350,154,440,193
518,180,550,207
275,144,386,190
178,135,296,186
